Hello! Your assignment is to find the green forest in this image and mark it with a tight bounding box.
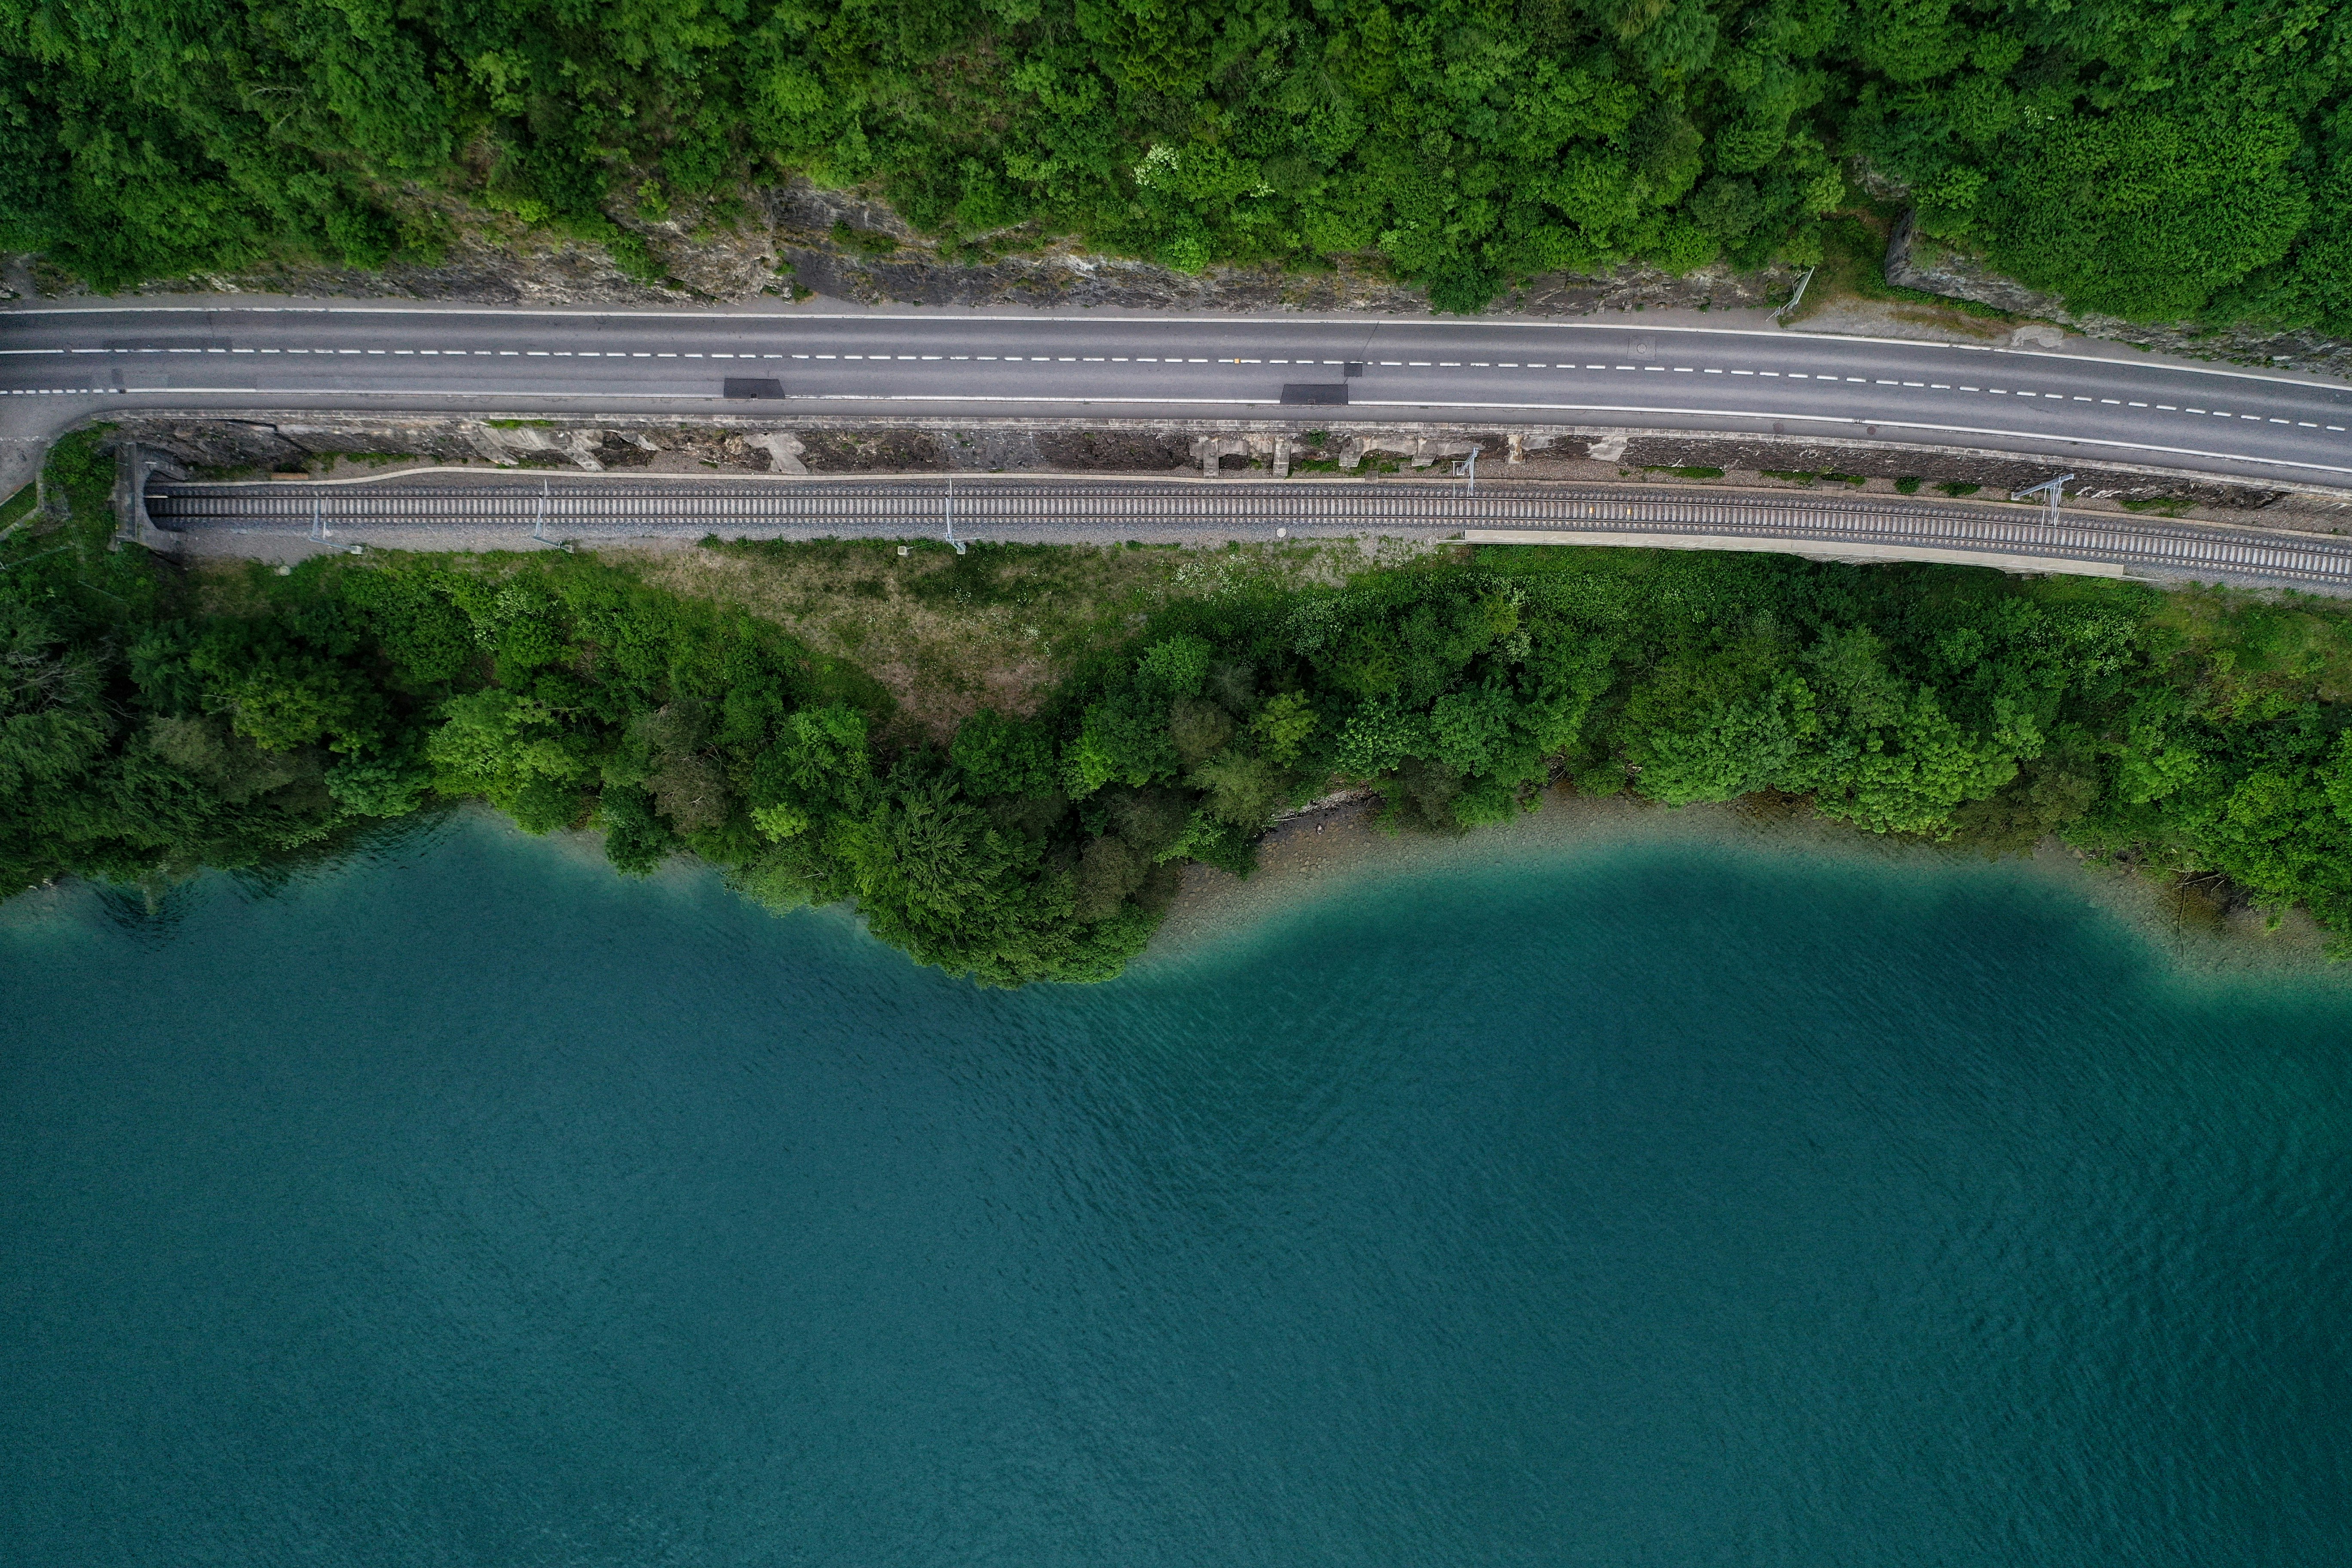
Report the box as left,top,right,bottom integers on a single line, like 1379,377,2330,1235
9,433,2352,980
2,1,2347,325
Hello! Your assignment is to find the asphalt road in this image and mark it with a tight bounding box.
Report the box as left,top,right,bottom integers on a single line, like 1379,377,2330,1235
6,301,2352,498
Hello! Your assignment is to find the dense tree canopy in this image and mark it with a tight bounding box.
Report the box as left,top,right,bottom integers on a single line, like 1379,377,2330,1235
10,434,2352,978
2,1,2346,324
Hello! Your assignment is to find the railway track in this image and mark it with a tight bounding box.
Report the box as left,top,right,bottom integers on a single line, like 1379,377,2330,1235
145,477,2352,588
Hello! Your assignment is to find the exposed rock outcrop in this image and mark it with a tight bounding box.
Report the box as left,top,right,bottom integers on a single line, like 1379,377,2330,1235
1885,211,2352,379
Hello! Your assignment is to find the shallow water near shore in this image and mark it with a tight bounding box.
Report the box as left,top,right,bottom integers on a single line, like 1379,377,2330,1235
4,808,2349,1566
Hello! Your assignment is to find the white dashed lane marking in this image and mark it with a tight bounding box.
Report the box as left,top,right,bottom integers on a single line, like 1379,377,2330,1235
17,337,2350,447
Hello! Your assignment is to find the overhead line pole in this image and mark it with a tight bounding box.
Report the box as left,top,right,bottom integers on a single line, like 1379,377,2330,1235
2011,472,2073,527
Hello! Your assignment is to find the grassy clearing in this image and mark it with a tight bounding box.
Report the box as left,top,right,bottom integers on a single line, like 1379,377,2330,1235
2142,584,2352,704
618,535,1412,743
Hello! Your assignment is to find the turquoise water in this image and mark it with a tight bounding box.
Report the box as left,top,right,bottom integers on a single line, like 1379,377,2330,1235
3,813,2349,1566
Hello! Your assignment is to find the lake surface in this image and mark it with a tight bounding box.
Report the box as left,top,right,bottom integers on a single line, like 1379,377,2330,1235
3,811,2349,1566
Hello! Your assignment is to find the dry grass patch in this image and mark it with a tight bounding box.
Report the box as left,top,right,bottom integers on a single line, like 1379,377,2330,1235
620,536,1375,742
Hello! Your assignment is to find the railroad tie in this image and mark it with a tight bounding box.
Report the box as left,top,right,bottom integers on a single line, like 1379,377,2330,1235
143,482,2352,588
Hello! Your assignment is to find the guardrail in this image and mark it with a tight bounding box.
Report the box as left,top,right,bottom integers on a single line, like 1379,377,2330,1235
145,477,2352,589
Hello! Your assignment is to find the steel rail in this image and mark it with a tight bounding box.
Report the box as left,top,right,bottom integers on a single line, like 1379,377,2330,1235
147,478,2352,587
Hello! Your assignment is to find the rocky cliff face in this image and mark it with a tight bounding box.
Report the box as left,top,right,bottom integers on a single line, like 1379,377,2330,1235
5,179,1795,318
1884,211,2352,380
760,183,1801,315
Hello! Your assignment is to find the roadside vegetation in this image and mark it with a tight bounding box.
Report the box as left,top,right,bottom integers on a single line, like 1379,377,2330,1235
3,1,2345,330
8,432,2352,981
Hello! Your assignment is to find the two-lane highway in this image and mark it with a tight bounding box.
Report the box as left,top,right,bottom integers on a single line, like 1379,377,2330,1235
6,303,2352,493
